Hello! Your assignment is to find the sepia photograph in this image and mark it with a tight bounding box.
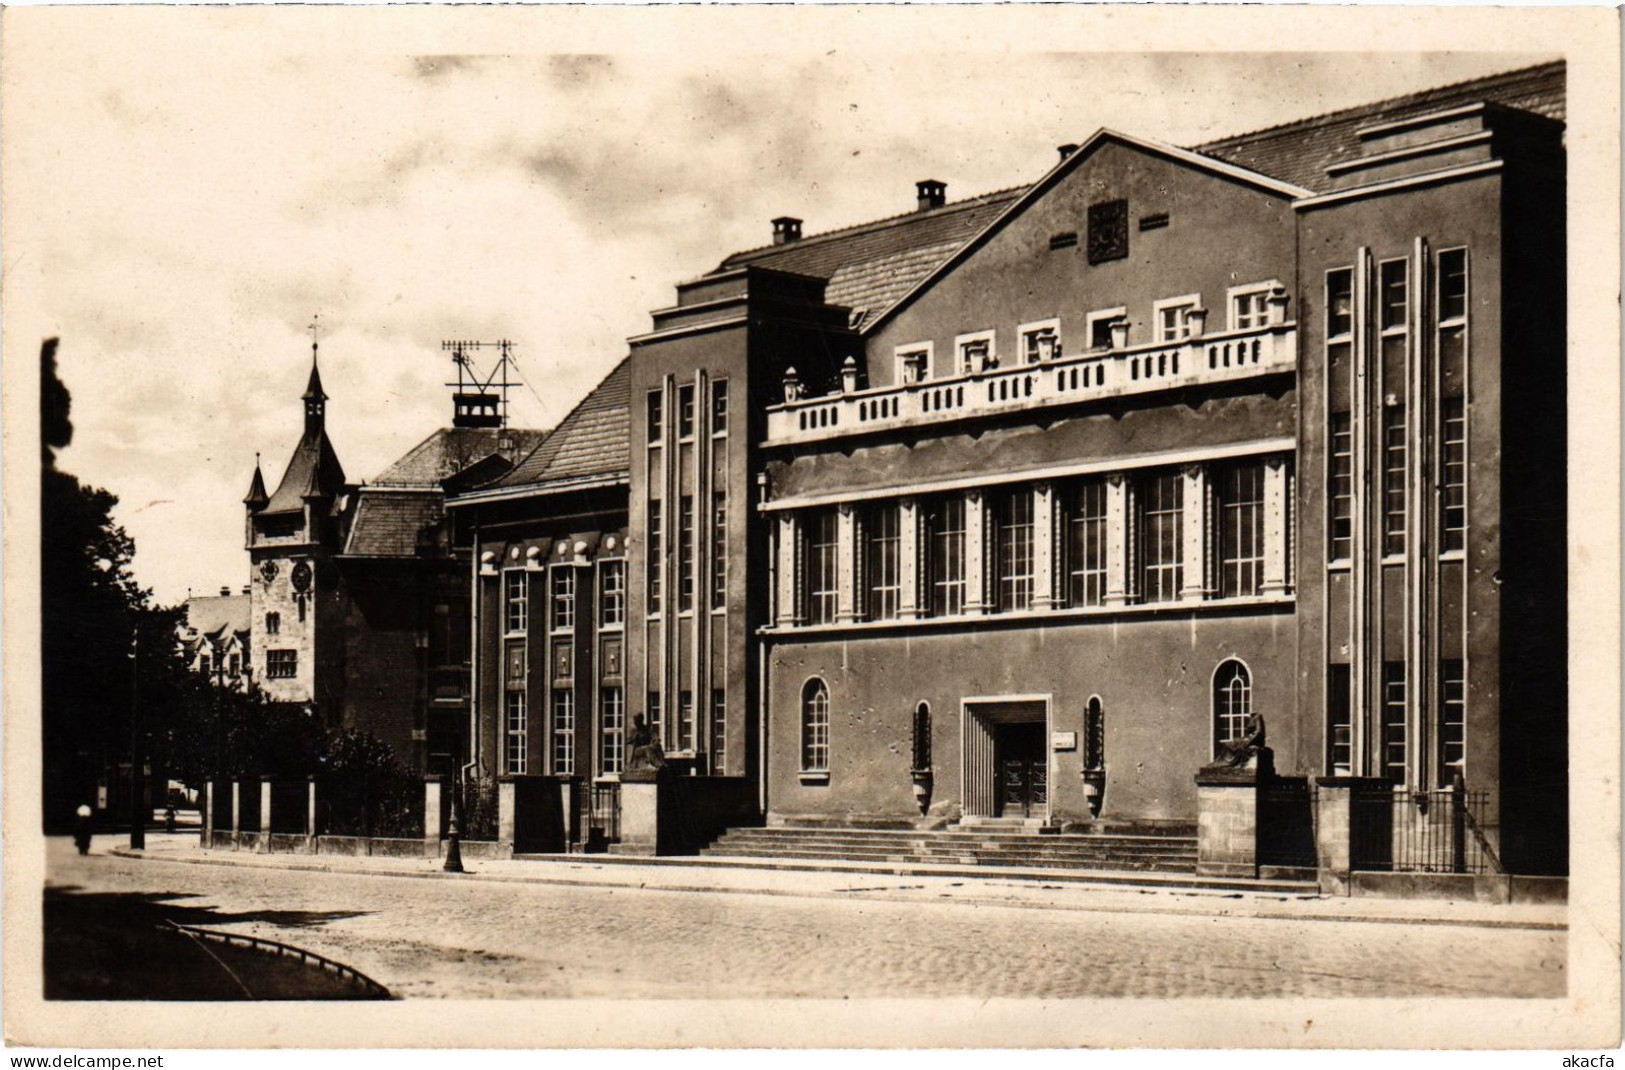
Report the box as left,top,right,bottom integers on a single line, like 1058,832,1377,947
3,3,1619,1054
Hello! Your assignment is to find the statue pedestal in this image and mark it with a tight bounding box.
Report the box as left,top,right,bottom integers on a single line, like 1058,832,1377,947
1194,749,1272,878
614,772,662,856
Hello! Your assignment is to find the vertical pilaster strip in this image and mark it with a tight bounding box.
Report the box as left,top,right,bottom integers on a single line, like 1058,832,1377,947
776,513,800,626
1350,248,1373,777
693,370,708,764
964,489,987,615
1262,454,1291,595
1180,464,1207,603
1408,237,1433,789
1104,474,1129,606
898,498,921,620
835,503,858,622
1032,482,1056,610
851,506,867,622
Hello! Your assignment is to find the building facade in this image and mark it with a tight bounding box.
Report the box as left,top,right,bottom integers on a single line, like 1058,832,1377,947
243,349,544,772
448,62,1566,874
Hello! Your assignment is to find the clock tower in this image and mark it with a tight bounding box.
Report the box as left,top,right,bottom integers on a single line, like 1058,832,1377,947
244,343,350,718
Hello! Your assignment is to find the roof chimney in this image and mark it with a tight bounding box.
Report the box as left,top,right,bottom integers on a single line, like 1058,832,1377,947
242,586,251,596
916,180,946,211
220,586,231,597
772,217,803,245
1057,143,1080,162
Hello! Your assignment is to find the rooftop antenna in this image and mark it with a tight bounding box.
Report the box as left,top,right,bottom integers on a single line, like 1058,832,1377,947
442,339,518,429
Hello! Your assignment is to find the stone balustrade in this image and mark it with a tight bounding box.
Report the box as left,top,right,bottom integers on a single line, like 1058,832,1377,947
765,324,1296,446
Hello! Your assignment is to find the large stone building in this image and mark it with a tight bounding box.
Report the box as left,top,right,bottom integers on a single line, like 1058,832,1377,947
440,61,1566,878
243,348,545,772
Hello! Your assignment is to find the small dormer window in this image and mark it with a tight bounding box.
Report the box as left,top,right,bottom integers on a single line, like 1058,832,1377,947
1019,320,1061,364
955,331,996,375
895,343,932,385
1154,295,1201,343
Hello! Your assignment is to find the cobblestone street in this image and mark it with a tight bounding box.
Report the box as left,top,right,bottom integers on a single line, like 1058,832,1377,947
44,839,1565,1001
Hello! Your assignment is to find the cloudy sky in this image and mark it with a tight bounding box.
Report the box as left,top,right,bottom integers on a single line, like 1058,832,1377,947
4,8,1557,604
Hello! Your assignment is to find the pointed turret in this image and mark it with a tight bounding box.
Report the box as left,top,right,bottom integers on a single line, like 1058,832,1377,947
244,453,269,512
302,344,327,440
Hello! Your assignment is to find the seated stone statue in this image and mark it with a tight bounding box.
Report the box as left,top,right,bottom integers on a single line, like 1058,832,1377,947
626,715,666,774
1206,712,1268,769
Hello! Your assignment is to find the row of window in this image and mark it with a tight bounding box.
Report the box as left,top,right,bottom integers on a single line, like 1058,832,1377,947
647,379,728,443
798,660,1255,774
1325,660,1466,784
787,462,1284,627
892,281,1283,385
797,658,1465,782
505,686,727,778
644,493,729,616
504,561,629,635
1324,250,1468,562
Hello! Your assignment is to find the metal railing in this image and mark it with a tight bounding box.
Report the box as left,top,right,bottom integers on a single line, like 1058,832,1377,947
167,922,393,999
1258,777,1317,869
578,781,621,849
1351,785,1495,875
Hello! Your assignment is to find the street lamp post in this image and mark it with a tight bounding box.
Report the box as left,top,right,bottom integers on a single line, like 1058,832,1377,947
128,628,144,851
443,763,465,873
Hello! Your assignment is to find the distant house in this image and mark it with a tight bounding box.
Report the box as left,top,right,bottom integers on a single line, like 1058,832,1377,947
178,587,251,687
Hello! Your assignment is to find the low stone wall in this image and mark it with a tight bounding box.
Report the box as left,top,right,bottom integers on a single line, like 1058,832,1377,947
314,835,429,859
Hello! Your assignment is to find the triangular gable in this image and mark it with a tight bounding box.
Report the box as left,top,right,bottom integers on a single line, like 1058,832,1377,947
861,128,1311,338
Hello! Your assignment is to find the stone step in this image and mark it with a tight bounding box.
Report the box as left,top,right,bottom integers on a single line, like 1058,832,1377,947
699,846,1197,872
705,840,1197,863
727,828,1198,847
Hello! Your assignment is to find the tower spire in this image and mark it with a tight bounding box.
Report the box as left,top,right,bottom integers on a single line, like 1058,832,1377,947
244,451,269,511
302,318,327,439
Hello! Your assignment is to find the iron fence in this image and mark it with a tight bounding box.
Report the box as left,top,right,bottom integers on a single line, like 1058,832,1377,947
1258,777,1317,869
578,781,620,849
1351,785,1495,874
461,776,499,841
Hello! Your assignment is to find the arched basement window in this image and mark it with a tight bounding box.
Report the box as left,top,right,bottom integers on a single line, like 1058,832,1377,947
911,703,932,773
1213,660,1252,755
802,679,830,772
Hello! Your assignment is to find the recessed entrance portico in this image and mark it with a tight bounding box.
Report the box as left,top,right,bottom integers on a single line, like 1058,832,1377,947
961,697,1051,823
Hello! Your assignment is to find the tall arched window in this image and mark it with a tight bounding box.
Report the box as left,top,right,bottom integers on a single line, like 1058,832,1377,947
911,703,932,773
801,679,830,772
1083,696,1105,772
1213,660,1252,754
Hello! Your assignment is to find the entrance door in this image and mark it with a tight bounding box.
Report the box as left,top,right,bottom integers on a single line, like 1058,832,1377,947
996,722,1048,818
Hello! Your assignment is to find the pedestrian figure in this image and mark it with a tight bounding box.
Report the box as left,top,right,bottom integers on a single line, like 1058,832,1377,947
164,805,177,834
73,804,93,856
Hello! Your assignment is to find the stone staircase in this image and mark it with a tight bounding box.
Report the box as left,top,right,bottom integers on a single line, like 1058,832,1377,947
700,825,1201,874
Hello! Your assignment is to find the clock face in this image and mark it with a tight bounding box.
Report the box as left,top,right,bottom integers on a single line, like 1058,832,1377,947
259,560,279,585
290,561,312,593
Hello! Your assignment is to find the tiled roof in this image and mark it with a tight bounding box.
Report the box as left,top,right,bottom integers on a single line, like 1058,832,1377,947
718,189,1021,326
491,358,631,490
704,62,1564,331
262,431,347,515
371,426,548,487
1195,60,1565,193
343,490,445,557
182,594,250,639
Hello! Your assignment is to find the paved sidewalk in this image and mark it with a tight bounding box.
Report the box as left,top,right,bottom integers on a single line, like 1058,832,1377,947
110,833,1566,931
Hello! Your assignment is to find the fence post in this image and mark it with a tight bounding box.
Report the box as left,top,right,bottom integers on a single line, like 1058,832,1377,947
496,776,517,859
230,780,242,849
1312,777,1356,895
424,775,446,860
1450,774,1467,874
202,781,215,849
258,776,273,853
